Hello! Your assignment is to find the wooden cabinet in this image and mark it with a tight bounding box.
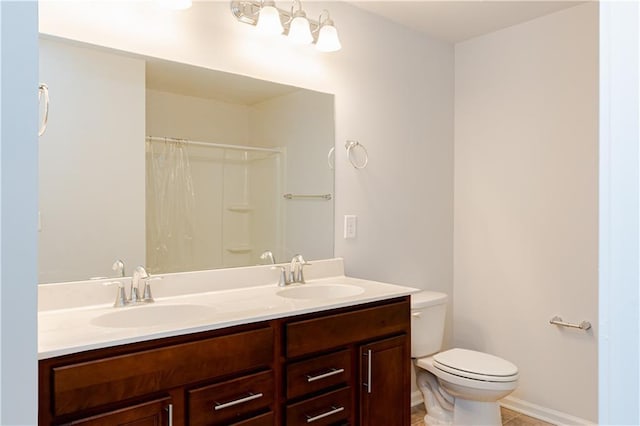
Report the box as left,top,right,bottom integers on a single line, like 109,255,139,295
66,397,172,426
187,371,274,425
39,297,410,426
359,336,410,426
39,323,275,426
282,298,411,426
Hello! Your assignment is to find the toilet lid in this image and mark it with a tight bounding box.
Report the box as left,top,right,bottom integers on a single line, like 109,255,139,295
433,348,518,382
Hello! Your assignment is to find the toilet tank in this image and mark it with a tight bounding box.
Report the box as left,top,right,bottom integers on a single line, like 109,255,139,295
411,291,448,358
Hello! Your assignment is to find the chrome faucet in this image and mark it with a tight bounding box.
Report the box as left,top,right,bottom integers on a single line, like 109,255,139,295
130,266,148,303
112,259,125,277
259,250,276,265
289,254,310,284
130,265,159,304
271,255,310,287
107,266,160,307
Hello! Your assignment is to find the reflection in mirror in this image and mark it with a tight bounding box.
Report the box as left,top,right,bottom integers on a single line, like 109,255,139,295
38,37,335,284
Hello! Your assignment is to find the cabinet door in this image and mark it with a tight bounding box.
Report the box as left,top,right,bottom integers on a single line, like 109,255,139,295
359,335,410,426
67,397,172,426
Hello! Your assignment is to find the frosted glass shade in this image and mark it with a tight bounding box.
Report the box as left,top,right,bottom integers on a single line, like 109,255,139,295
256,5,284,35
316,24,341,52
288,16,313,44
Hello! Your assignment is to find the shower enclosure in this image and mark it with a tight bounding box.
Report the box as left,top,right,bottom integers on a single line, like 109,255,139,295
146,137,282,274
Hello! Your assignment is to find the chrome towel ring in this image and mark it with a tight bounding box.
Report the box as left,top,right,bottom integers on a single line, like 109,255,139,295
327,146,335,170
345,140,368,169
38,83,49,137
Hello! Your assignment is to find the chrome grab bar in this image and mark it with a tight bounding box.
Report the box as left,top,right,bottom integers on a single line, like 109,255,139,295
549,316,592,331
306,368,345,383
213,392,263,411
305,405,344,423
283,193,332,200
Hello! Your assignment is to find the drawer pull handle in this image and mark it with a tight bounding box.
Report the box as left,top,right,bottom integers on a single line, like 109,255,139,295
306,368,345,382
363,349,372,394
213,392,264,411
305,405,345,423
166,403,173,426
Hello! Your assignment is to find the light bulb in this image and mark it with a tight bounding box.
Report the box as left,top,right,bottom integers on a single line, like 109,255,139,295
316,23,341,52
288,14,313,44
256,3,284,35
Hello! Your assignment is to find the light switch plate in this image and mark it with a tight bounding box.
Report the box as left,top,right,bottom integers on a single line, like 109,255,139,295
344,215,357,239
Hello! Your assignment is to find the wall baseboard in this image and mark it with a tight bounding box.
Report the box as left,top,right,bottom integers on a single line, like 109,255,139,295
411,392,594,425
411,390,423,408
500,396,594,425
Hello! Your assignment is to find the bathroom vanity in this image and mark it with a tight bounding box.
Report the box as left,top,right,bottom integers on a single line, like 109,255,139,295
37,259,416,425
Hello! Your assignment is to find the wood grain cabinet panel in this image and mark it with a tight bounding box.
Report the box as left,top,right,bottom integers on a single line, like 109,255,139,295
187,370,274,426
359,335,410,426
52,327,273,416
64,396,172,426
285,387,351,426
286,349,351,399
285,300,409,358
228,411,274,426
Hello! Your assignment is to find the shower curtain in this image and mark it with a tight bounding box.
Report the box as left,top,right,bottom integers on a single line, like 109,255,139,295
146,137,196,273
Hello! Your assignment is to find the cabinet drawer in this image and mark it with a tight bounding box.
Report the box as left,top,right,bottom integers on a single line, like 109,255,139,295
286,299,409,357
188,370,274,426
287,350,351,399
65,396,171,425
52,326,273,416
286,387,351,426
229,411,274,426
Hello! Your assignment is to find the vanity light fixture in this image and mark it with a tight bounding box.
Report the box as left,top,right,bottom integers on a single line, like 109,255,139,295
287,0,313,44
315,10,342,52
230,0,342,52
256,0,284,35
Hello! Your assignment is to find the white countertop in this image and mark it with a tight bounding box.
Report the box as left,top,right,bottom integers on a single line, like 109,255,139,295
38,259,419,359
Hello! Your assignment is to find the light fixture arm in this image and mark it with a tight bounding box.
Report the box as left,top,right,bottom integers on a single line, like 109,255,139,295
318,9,331,27
231,0,322,40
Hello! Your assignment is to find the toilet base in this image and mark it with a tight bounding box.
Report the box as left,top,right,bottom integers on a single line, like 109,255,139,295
453,399,501,425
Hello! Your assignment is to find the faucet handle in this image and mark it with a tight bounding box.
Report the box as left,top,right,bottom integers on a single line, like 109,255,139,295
141,276,162,303
103,281,127,307
298,261,312,284
271,266,289,287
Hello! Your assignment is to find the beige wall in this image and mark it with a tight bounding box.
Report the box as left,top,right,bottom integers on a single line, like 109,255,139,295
454,3,598,422
250,90,334,261
39,38,146,283
39,1,455,334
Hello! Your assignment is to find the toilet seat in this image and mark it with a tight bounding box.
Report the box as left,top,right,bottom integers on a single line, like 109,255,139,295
433,348,519,383
416,356,518,393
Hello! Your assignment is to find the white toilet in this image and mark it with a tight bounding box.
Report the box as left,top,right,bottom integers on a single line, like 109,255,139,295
412,291,519,426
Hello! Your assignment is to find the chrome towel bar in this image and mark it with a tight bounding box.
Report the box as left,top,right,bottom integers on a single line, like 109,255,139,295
283,193,332,200
549,316,592,331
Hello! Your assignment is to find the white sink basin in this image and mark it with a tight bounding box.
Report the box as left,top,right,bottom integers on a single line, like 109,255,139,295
91,304,214,328
277,283,364,300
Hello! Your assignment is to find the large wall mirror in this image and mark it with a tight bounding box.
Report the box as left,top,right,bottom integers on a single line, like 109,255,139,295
38,36,335,284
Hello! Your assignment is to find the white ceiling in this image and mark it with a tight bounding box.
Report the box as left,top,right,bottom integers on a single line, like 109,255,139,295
349,1,585,43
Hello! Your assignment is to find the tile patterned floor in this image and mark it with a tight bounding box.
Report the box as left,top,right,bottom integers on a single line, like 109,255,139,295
410,405,555,426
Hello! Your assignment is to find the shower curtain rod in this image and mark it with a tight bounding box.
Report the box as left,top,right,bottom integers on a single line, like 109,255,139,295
146,136,282,154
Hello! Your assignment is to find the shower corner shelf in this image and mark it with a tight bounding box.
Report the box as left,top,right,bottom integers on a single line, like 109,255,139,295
226,246,253,254
227,204,255,213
